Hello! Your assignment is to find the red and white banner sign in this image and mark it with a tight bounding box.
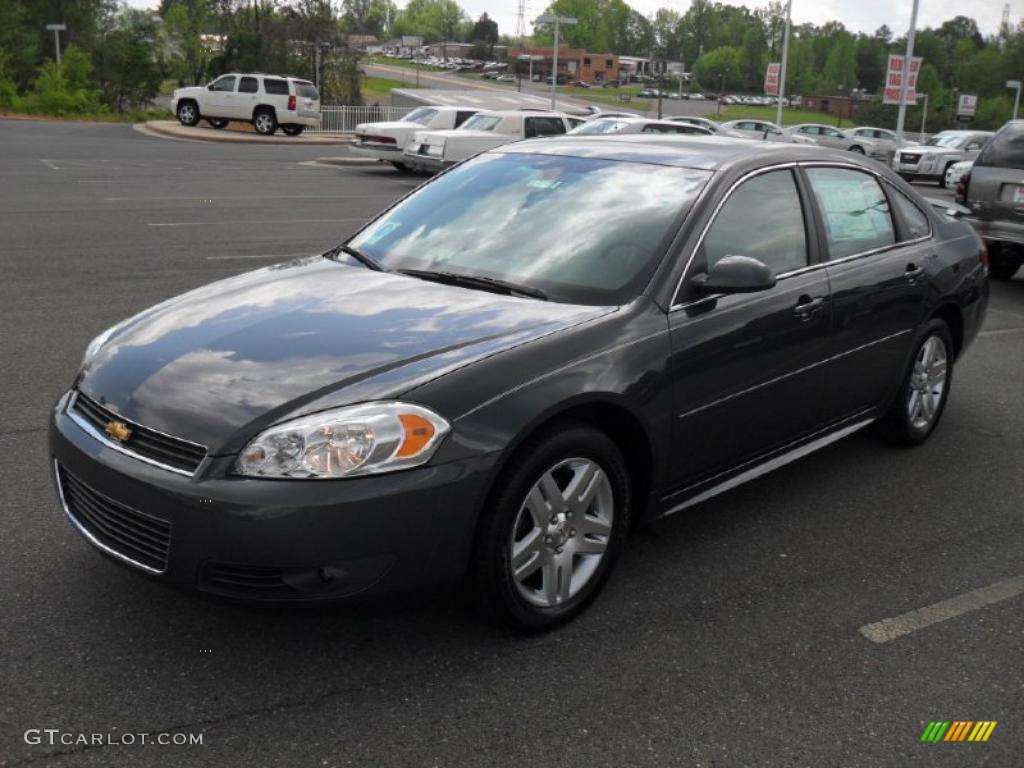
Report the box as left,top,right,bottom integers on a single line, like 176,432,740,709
883,54,922,105
764,62,780,96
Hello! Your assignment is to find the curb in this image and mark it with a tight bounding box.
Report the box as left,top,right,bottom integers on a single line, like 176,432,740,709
140,120,352,145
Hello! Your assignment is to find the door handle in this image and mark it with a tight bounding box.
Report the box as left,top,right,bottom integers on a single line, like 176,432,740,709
793,295,824,320
904,263,925,280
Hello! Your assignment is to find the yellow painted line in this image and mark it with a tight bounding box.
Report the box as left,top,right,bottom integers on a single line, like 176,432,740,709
859,574,1024,643
981,721,997,741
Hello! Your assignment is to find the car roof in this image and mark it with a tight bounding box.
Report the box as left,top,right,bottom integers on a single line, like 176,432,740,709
497,134,835,171
472,109,568,118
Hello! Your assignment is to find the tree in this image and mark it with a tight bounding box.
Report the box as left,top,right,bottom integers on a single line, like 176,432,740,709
342,0,396,38
651,8,680,62
23,45,103,115
693,46,742,91
739,24,766,91
471,12,498,47
163,0,210,85
93,9,166,111
823,30,856,93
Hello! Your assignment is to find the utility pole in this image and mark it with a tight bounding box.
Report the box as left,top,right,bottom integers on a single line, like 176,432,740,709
775,0,791,127
1008,79,1021,120
894,0,920,149
46,23,66,68
537,14,577,110
919,92,928,135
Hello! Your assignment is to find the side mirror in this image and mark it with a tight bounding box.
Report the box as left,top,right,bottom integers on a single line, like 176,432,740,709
691,255,777,294
208,84,216,91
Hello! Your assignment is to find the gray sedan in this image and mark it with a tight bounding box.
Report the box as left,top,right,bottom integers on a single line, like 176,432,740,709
788,123,886,160
719,119,815,144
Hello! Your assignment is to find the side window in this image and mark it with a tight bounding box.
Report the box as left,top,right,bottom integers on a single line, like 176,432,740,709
525,117,566,138
210,76,236,92
238,76,258,94
263,78,289,95
703,170,808,276
799,126,817,134
888,187,931,241
454,110,475,127
976,123,1024,170
805,167,896,259
567,117,585,129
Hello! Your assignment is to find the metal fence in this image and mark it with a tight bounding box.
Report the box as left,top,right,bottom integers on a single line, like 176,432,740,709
310,105,414,134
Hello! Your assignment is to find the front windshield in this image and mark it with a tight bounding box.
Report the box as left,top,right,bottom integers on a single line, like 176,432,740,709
570,119,629,134
348,151,709,305
402,108,438,125
460,114,502,131
926,133,966,148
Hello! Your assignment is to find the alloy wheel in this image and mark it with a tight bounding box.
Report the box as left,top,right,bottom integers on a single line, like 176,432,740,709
509,458,614,608
255,113,274,135
907,335,948,430
178,104,195,124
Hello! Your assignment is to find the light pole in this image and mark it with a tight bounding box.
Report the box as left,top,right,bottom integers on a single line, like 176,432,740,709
716,72,724,116
536,14,577,110
775,0,792,127
918,92,928,136
1008,79,1021,120
46,23,66,68
894,0,920,149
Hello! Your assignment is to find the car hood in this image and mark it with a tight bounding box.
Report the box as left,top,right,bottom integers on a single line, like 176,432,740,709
78,257,610,453
173,86,203,100
911,146,963,156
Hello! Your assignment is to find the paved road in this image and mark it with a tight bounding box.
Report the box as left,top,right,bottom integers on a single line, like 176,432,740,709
1,119,1022,768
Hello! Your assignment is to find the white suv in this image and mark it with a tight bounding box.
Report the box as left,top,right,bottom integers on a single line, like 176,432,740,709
171,74,321,136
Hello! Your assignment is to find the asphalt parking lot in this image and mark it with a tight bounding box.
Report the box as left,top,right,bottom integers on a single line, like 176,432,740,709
2,119,1023,767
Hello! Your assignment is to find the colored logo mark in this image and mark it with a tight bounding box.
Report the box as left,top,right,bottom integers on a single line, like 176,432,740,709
921,721,997,742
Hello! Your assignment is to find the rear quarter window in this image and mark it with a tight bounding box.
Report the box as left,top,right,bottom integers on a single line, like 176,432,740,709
976,124,1024,170
263,78,289,95
295,82,319,99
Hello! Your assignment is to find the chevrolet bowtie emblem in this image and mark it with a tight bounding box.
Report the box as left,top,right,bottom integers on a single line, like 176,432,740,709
104,420,132,443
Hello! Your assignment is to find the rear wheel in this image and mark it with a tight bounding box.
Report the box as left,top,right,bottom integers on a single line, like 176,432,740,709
469,423,631,632
875,319,953,446
206,118,228,129
281,125,304,136
252,108,278,136
849,145,865,154
176,100,199,126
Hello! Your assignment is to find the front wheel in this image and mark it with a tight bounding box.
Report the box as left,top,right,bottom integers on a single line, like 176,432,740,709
849,145,865,154
176,101,199,126
875,319,954,446
281,125,304,136
469,423,631,632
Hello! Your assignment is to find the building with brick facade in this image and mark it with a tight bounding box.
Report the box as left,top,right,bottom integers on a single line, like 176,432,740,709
508,45,620,84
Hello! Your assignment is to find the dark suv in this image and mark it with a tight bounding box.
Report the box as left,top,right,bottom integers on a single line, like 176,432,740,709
961,120,1024,280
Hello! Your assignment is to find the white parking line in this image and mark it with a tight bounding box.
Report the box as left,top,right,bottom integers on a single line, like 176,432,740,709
148,218,366,227
40,159,60,171
859,574,1024,643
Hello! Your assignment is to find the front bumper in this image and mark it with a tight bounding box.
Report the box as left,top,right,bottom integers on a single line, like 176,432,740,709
49,394,497,601
349,141,402,162
894,156,944,179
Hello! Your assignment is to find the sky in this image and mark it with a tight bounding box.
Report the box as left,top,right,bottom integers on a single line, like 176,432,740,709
125,0,1011,44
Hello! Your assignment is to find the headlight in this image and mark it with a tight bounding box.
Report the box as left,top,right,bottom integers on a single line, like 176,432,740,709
235,402,450,479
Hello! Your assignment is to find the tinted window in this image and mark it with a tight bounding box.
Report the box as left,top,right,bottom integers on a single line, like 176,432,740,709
806,168,896,259
976,123,1024,169
460,114,502,131
703,170,808,275
263,78,289,95
525,117,566,138
349,153,709,305
238,76,258,94
295,82,319,98
454,110,476,127
888,187,931,240
210,76,236,92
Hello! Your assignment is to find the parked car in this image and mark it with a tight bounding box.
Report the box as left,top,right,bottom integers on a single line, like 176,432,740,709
893,130,994,187
171,73,320,136
495,74,517,83
52,136,988,631
637,89,660,98
962,120,1024,280
719,119,816,144
788,123,887,161
569,117,713,135
582,110,638,121
848,126,906,164
668,116,747,138
403,110,582,173
351,106,479,170
944,159,972,190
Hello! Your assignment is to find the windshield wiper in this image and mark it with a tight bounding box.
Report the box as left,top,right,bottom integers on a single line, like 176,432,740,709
398,268,548,300
325,243,386,271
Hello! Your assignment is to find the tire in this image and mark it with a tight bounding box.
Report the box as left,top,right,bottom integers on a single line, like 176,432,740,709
940,164,956,187
849,145,865,154
252,108,278,136
206,118,228,129
390,161,412,172
875,319,954,446
176,100,200,126
469,422,632,633
989,252,1020,281
281,125,304,136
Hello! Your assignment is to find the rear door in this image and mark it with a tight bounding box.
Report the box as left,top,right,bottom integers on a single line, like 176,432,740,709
802,165,931,422
235,75,259,119
667,167,832,487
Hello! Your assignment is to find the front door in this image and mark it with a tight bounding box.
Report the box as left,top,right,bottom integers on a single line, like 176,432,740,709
204,75,238,119
667,168,832,489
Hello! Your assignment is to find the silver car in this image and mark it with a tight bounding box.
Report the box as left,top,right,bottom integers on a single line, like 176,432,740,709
718,119,815,144
568,117,712,136
893,130,993,187
788,123,886,160
668,116,747,138
848,126,905,164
